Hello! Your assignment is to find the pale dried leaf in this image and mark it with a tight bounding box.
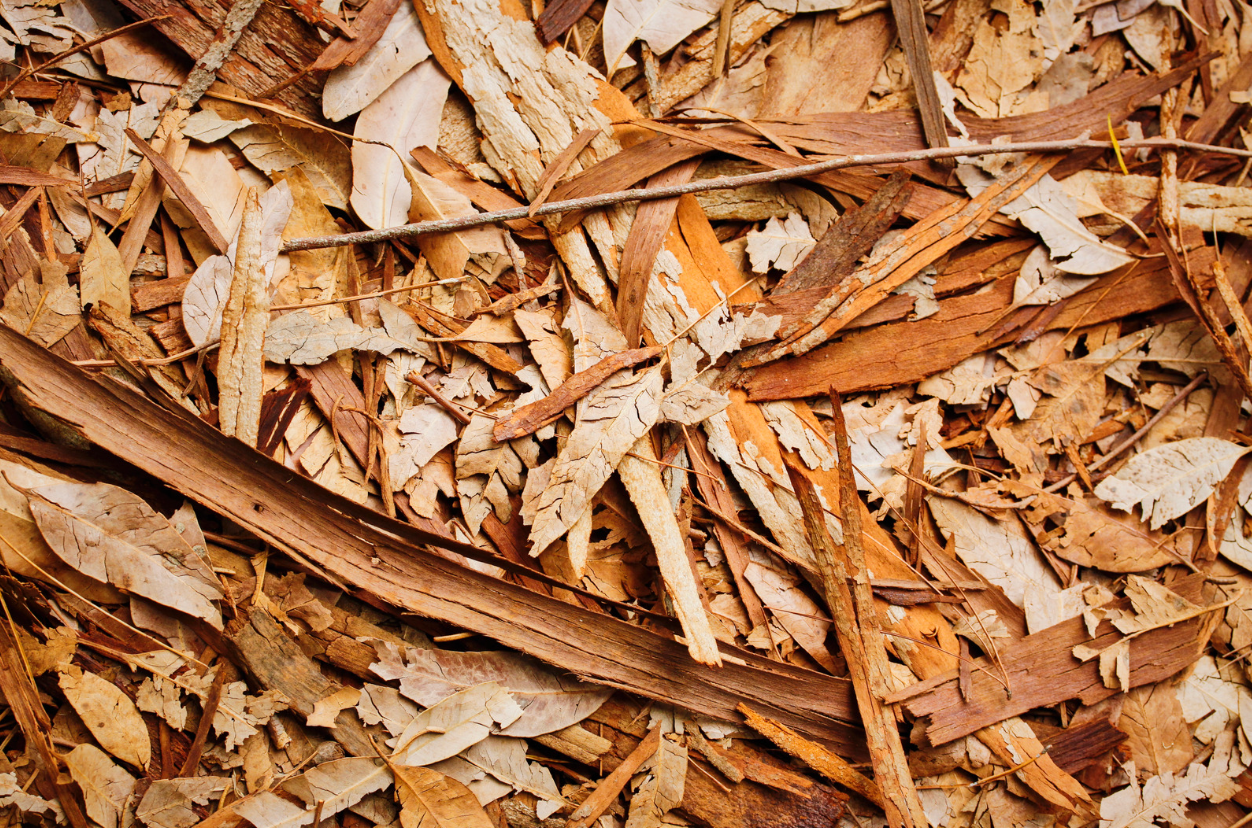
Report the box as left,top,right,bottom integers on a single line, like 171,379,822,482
514,309,572,391
1098,758,1238,828
307,686,362,728
928,497,1062,622
0,260,80,348
430,736,562,808
601,0,722,73
323,1,431,121
370,640,610,737
625,737,686,828
59,668,151,770
743,562,837,672
182,181,293,347
528,369,663,554
136,778,228,828
27,481,224,629
264,310,413,364
393,764,494,828
1094,438,1250,530
350,60,450,231
81,223,130,316
236,758,392,828
390,682,523,767
660,380,729,426
744,213,816,274
0,772,61,820
64,744,135,828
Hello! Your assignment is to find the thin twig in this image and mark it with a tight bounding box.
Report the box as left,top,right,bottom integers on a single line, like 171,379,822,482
269,276,469,311
281,137,1252,252
1044,371,1209,493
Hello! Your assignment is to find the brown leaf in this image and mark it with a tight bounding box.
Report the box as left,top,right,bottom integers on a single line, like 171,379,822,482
393,765,495,828
26,480,224,629
59,668,151,770
369,640,611,738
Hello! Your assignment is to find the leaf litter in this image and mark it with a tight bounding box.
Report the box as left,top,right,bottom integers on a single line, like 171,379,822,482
2,2,1252,828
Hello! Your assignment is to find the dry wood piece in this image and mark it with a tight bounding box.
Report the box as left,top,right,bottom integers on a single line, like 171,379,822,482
786,410,925,828
492,345,662,441
737,703,878,807
4,4,1252,826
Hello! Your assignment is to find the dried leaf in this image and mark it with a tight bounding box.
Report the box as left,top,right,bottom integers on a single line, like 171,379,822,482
430,736,562,809
0,772,61,820
743,561,837,672
81,223,130,317
0,259,80,348
136,778,229,828
350,60,450,231
323,1,431,121
393,765,494,828
235,758,393,828
265,310,414,364
601,0,722,73
59,668,151,770
960,168,1133,274
1098,758,1238,828
64,744,136,828
624,736,686,828
745,213,816,274
660,378,730,426
1094,438,1250,530
390,682,524,767
307,686,362,728
231,124,351,211
528,368,664,554
182,180,293,347
369,641,611,737
456,413,524,535
27,480,224,629
928,497,1061,624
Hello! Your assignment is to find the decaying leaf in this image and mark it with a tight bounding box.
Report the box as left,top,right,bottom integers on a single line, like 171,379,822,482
323,1,431,121
350,60,450,231
136,778,229,828
390,682,524,767
745,213,816,274
1,260,80,348
59,667,152,770
625,735,687,828
370,641,611,737
26,480,224,629
528,368,664,554
393,764,495,828
1094,438,1251,530
64,744,136,828
235,758,393,828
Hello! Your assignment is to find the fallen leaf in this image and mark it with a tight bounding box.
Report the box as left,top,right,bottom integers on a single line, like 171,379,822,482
265,310,414,364
0,259,80,348
64,744,136,828
235,758,393,828
601,0,722,73
136,778,229,828
350,59,450,231
528,368,664,554
307,686,362,728
369,640,611,737
625,736,686,828
80,223,130,316
59,668,151,770
1094,438,1250,530
1098,757,1238,828
182,180,293,347
27,480,224,629
928,497,1062,624
392,764,495,828
323,0,431,121
390,682,524,767
745,213,816,274
429,736,563,809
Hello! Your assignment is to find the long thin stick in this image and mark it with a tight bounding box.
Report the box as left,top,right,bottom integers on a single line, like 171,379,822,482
282,137,1252,252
